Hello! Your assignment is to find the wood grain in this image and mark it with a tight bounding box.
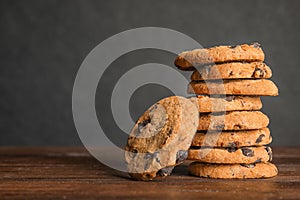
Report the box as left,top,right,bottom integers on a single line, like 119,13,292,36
0,147,299,200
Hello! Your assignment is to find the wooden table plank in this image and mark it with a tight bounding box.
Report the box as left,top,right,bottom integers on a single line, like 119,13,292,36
0,147,299,200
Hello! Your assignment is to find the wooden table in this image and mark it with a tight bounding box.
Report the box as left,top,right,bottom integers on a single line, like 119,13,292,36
0,147,299,199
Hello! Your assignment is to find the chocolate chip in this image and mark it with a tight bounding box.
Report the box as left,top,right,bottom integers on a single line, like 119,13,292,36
144,151,159,170
128,149,138,158
225,96,235,102
228,141,240,148
138,118,151,133
145,173,152,179
252,42,261,48
265,147,273,161
162,138,167,145
131,149,138,153
156,166,174,177
145,153,152,160
176,150,188,164
230,45,237,49
240,163,256,168
255,134,265,143
227,147,237,153
252,68,265,78
241,148,254,157
144,151,159,161
228,142,237,148
167,128,173,136
255,158,262,163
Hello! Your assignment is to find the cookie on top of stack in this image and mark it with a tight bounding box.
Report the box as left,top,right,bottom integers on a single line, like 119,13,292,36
175,43,279,179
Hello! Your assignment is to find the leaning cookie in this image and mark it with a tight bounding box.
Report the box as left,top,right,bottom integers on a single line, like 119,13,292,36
188,146,272,164
188,162,278,179
125,96,199,181
190,96,262,113
191,62,272,80
191,128,272,147
188,79,279,96
198,111,269,131
175,43,264,70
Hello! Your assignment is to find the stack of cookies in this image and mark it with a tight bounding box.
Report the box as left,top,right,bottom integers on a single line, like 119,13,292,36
175,43,279,179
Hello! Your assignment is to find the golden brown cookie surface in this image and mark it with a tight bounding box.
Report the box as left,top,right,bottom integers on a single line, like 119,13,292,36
175,43,264,70
188,162,278,179
188,146,272,164
198,111,269,131
192,128,272,147
191,62,272,80
188,79,279,96
125,96,198,181
190,96,262,113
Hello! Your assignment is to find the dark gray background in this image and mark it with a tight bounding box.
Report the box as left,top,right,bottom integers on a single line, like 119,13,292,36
1,0,299,146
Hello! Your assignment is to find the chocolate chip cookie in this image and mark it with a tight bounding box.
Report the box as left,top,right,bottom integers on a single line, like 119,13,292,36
175,43,264,70
188,162,278,179
198,111,269,131
190,96,262,113
188,79,279,96
188,146,272,164
125,96,199,181
191,128,272,147
191,62,272,80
